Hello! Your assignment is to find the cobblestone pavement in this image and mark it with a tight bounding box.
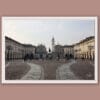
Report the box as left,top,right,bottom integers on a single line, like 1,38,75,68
6,60,24,67
6,59,94,80
30,60,67,80
70,59,94,80
5,61,31,80
56,60,80,80
21,63,44,80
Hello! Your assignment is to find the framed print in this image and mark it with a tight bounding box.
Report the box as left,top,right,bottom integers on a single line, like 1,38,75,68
1,17,98,84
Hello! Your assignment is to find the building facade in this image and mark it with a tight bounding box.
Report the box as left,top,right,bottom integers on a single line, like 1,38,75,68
63,45,74,59
5,36,36,61
74,36,95,60
54,45,64,59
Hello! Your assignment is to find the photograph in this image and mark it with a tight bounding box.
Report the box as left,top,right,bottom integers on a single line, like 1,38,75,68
2,17,98,84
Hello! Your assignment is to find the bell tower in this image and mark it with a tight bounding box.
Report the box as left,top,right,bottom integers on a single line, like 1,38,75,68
52,37,55,52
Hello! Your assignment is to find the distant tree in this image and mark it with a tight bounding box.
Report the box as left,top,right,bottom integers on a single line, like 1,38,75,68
35,44,47,60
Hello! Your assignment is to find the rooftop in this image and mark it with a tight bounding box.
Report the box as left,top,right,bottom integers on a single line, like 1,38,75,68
5,36,36,48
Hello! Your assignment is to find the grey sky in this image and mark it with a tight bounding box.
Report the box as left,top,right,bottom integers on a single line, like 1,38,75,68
2,17,95,50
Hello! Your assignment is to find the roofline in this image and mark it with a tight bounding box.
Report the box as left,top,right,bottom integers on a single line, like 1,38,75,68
74,36,94,45
5,36,36,48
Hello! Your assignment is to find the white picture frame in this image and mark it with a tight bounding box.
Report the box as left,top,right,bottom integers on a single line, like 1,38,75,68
1,17,98,84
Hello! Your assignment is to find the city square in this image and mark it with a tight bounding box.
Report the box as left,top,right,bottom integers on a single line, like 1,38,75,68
2,17,97,83
5,36,95,80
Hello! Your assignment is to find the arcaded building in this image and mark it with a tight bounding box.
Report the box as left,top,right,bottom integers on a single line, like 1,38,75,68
5,36,36,61
74,36,95,60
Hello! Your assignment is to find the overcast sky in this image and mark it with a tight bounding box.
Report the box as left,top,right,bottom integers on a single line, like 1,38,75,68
2,17,95,51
